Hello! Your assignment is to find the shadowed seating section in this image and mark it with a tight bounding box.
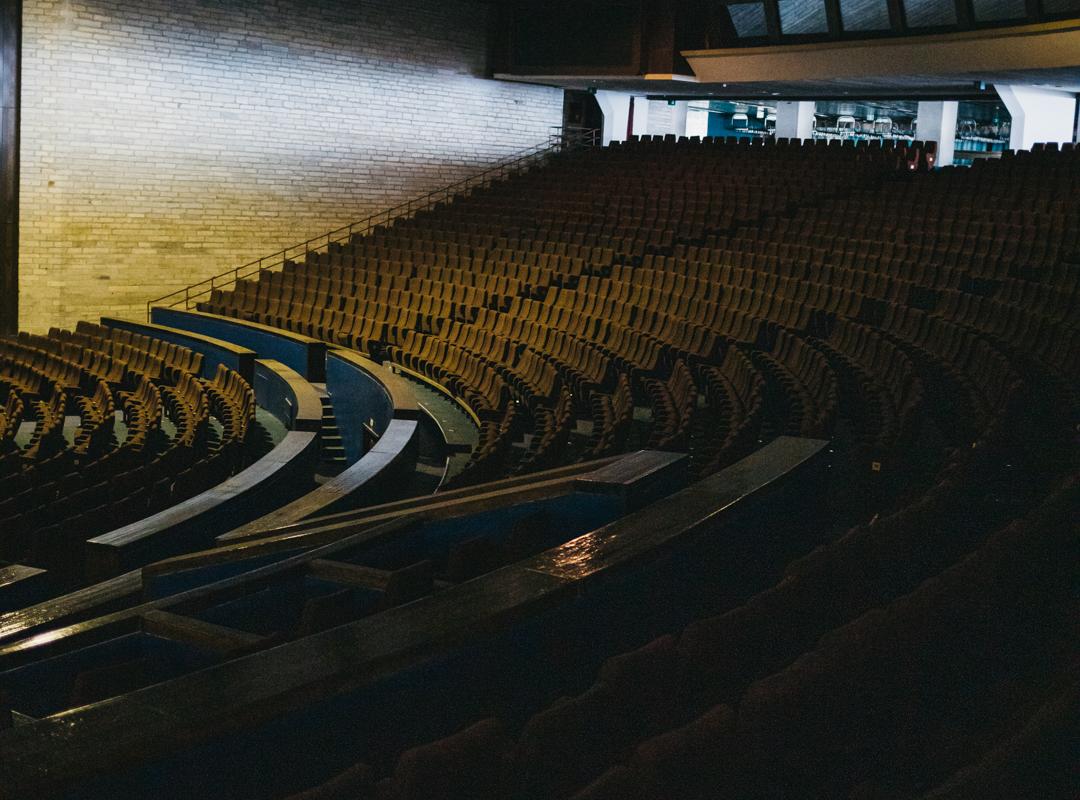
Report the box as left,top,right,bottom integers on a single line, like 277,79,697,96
285,472,1076,800
196,139,1075,510
0,136,1076,799
0,324,256,586
174,138,1074,800
0,442,830,798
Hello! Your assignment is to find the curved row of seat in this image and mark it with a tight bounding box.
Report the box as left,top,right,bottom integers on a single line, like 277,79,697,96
197,140,1075,511
0,388,23,451
283,383,1075,800
0,127,1075,799
0,325,256,584
180,135,1077,798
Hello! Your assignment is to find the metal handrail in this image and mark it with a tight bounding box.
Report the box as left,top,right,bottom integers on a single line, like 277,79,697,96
147,127,600,320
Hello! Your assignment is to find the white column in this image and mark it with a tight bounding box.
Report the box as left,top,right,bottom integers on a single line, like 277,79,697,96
672,101,689,138
631,97,649,138
916,100,959,167
995,84,1078,151
645,100,689,138
593,90,633,146
686,101,710,138
774,101,815,142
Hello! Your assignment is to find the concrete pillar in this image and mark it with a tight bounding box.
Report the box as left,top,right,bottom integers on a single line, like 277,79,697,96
594,90,633,146
916,100,958,167
645,99,688,138
995,84,1077,151
0,0,19,334
686,100,710,138
775,101,815,142
631,97,649,138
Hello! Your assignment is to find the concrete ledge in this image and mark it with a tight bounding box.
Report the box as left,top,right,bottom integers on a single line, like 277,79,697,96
151,307,327,382
218,418,420,542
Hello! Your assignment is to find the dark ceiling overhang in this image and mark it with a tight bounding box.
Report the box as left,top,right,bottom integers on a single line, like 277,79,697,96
495,20,1080,100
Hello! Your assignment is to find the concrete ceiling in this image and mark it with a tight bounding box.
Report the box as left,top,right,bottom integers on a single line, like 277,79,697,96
495,21,1080,100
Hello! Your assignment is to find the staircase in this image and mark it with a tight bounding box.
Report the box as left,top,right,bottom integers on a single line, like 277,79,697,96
317,395,348,477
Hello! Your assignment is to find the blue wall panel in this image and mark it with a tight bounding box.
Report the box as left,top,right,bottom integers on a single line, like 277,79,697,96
152,308,326,381
325,352,394,464
254,361,300,430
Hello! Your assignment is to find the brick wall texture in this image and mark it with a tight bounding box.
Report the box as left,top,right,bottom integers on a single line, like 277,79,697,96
19,0,564,331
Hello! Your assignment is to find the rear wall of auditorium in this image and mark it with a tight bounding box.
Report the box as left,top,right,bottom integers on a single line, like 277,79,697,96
20,0,564,331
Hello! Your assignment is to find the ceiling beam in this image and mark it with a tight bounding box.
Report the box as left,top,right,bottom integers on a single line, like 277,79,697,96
885,0,908,34
954,0,976,29
763,0,782,41
823,0,844,38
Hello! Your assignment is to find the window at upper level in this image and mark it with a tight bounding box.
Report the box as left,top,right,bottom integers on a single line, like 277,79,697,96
780,0,829,34
838,0,892,30
903,0,957,27
1042,0,1080,13
727,2,770,37
972,0,1027,21
715,0,1079,45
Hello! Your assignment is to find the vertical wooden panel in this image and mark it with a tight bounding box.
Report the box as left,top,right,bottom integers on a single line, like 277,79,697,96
0,0,18,334
643,0,677,74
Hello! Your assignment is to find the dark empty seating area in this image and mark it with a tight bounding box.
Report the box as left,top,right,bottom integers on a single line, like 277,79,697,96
1,135,1077,799
282,421,1076,800
0,324,256,583
179,137,1077,799
199,139,1076,507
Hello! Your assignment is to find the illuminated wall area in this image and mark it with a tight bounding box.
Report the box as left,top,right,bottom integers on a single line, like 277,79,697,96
19,0,564,331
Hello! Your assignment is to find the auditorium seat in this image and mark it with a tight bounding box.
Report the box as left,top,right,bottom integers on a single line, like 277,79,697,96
0,324,256,583
335,474,1075,800
12,134,1076,798
384,718,510,800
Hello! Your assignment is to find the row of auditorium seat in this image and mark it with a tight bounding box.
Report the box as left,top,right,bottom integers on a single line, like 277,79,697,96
284,377,1075,799
0,389,23,451
0,326,255,582
199,138,1076,501
173,133,1080,799
1,127,1073,797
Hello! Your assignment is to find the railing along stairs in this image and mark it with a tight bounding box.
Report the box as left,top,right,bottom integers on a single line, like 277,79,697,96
148,127,600,319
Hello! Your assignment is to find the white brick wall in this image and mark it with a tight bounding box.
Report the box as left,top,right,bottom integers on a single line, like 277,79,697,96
20,0,564,331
